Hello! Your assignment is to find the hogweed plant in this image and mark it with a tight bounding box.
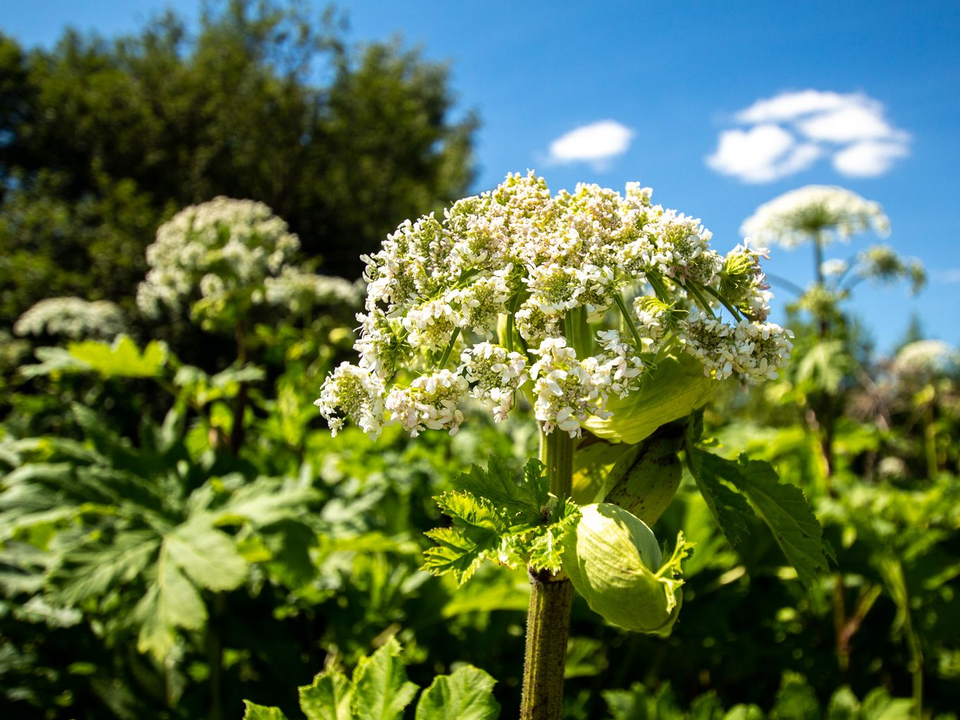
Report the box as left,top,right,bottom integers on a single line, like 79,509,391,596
316,172,830,720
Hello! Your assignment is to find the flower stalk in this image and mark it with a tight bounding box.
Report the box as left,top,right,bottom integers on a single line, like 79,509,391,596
520,429,576,720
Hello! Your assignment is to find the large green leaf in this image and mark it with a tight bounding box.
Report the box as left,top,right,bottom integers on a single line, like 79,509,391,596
55,531,160,605
352,637,419,720
300,670,353,720
165,520,247,592
687,448,830,588
134,546,208,659
67,335,167,378
414,666,500,720
686,449,754,551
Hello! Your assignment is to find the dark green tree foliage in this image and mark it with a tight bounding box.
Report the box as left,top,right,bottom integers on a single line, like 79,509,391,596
0,0,477,327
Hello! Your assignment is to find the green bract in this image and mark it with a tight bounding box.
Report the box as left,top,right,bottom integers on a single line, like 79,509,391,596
581,347,717,444
562,503,692,635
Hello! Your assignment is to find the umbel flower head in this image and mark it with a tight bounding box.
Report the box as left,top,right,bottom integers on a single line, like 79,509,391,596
14,297,126,340
741,185,890,248
317,172,792,438
137,197,302,331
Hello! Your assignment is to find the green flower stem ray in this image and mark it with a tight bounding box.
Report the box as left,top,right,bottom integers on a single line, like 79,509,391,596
613,293,644,350
701,284,744,323
437,327,461,369
683,281,717,319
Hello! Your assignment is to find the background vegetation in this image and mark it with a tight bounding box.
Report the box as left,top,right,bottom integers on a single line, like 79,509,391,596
1,2,957,719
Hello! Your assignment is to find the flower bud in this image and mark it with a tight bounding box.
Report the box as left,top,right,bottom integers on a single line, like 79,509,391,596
562,503,691,635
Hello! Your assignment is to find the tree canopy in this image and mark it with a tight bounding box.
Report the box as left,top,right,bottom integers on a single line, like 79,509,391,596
0,0,477,328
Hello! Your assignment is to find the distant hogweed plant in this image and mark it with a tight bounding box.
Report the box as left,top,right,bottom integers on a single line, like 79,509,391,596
315,172,829,720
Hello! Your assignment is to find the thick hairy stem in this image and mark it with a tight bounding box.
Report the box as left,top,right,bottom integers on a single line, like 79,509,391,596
521,569,575,720
520,430,575,720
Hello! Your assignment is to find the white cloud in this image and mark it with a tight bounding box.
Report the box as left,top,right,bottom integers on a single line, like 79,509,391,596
708,90,910,183
736,90,853,123
833,141,910,177
707,125,821,183
547,120,634,167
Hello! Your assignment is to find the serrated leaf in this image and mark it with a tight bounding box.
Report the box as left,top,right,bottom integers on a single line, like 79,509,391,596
731,458,831,588
300,669,353,720
352,637,419,720
134,547,207,659
55,531,160,605
422,527,498,585
67,335,167,378
243,701,290,720
414,665,500,720
525,501,581,573
689,448,830,588
166,521,247,592
686,448,754,550
452,457,545,521
435,492,510,534
19,346,90,378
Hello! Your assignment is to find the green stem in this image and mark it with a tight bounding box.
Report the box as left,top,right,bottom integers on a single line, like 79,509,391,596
612,293,644,350
437,327,461,369
520,430,575,720
684,281,716,318
701,284,744,322
923,402,938,479
646,271,671,304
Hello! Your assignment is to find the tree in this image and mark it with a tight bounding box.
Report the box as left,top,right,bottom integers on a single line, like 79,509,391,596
0,0,478,329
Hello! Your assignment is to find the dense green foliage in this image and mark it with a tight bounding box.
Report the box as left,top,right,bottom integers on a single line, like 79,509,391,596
2,4,959,720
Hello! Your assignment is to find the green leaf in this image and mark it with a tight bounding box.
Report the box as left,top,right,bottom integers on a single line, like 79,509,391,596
687,449,830,588
524,499,581,573
351,637,419,720
19,346,90,378
436,492,509,534
67,335,167,378
300,669,354,720
452,457,547,520
243,701,290,720
422,526,498,586
166,520,247,592
686,448,755,550
134,546,207,659
55,531,160,605
730,458,831,588
414,665,500,720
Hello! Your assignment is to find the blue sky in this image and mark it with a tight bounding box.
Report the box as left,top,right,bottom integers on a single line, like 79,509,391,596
3,1,959,353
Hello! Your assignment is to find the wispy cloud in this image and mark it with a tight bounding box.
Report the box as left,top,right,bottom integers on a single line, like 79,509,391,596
935,268,960,284
547,120,634,169
707,90,910,183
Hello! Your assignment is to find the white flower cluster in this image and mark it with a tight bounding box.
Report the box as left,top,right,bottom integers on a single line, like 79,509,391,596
14,297,126,339
741,185,890,248
137,197,301,327
680,313,793,381
892,340,957,379
264,269,363,313
317,172,792,438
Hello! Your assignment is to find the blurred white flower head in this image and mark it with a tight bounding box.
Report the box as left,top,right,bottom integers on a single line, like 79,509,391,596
15,297,126,340
741,186,889,249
